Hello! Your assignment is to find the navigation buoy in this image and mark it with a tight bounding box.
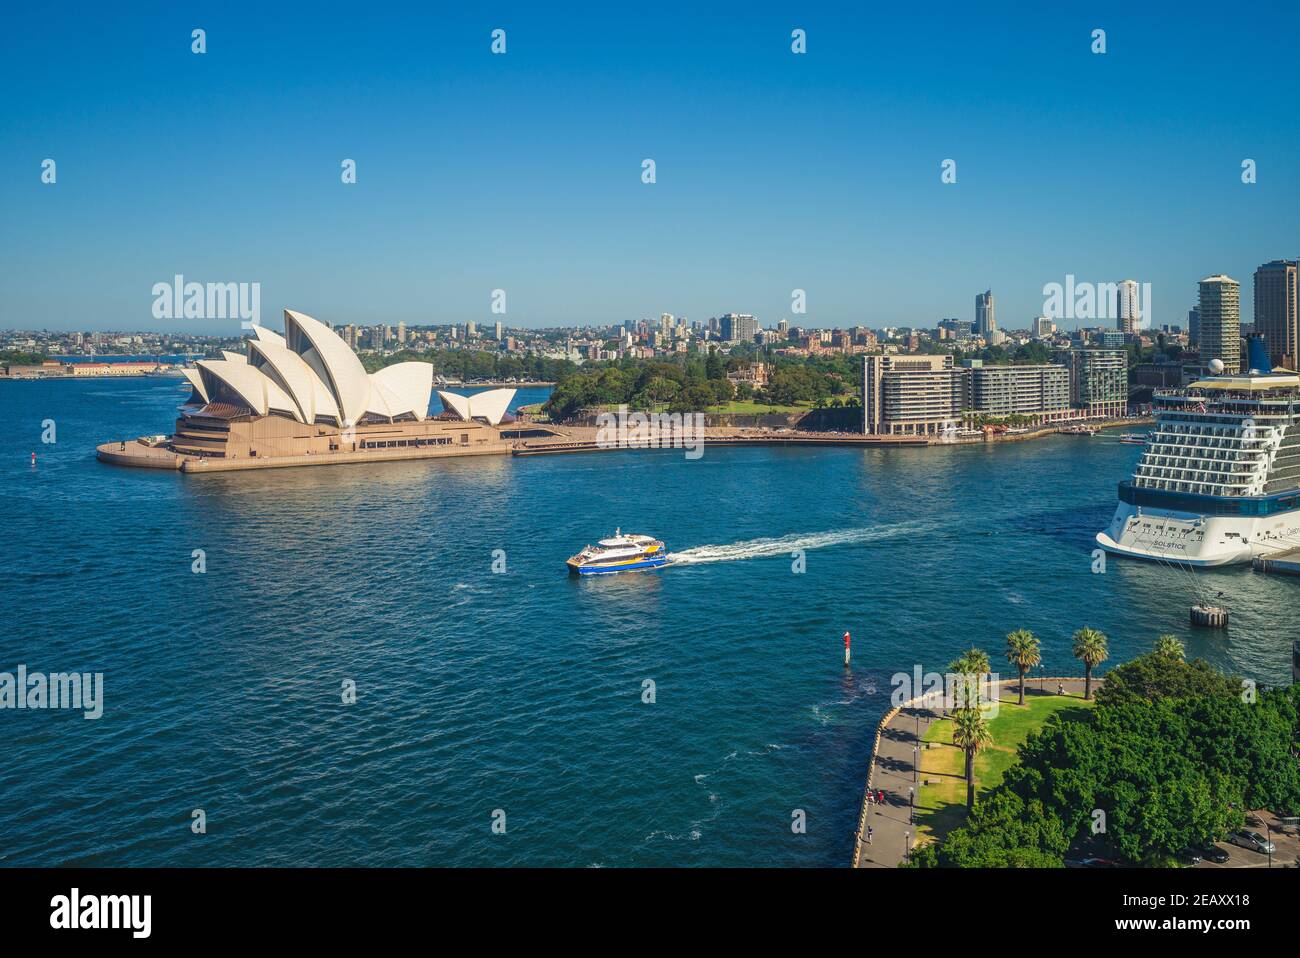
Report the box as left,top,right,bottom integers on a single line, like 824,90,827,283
1190,604,1228,629
30,451,36,465
843,631,851,666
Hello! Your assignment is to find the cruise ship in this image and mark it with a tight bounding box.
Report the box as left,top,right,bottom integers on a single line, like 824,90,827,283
1096,339,1300,566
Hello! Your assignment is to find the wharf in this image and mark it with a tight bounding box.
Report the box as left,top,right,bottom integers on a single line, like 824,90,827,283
1252,549,1300,577
511,434,929,456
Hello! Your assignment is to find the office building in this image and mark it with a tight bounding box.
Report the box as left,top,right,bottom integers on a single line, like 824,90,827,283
1254,260,1298,370
975,290,996,338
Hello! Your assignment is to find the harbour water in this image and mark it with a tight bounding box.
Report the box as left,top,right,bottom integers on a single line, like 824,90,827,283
1,378,1295,867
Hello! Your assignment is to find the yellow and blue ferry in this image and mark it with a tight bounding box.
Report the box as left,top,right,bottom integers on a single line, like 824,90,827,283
566,530,669,575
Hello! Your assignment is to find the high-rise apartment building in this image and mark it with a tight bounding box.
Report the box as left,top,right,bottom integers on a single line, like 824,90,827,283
1253,260,1299,370
1187,307,1200,345
719,313,759,343
396,321,407,345
1198,275,1241,374
494,321,504,341
975,290,996,338
1117,279,1141,333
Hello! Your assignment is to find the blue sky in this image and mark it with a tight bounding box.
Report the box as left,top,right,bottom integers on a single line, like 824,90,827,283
2,1,1296,334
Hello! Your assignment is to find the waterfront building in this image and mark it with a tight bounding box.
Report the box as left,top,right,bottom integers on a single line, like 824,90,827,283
975,290,996,338
102,310,516,472
1061,348,1127,418
968,363,1070,421
1198,275,1241,374
861,354,963,436
1253,259,1299,370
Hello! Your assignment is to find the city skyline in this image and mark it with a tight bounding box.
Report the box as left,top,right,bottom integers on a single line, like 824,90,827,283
2,3,1298,334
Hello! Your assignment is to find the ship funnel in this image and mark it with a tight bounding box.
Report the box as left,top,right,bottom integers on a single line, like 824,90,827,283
1247,334,1272,375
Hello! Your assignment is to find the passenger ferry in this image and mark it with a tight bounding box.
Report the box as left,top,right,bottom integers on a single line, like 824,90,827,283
1097,339,1300,566
566,530,670,575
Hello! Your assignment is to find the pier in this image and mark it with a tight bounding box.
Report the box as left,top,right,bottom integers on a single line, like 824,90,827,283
1252,549,1300,578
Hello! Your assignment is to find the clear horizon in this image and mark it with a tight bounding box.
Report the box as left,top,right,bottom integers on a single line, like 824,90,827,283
2,2,1296,335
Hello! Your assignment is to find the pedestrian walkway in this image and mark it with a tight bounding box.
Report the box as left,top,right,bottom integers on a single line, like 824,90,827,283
853,677,1093,867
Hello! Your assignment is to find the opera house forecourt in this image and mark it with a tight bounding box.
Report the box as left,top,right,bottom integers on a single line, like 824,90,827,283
96,309,519,473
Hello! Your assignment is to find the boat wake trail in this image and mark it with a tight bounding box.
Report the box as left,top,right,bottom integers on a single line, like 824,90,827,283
667,521,931,566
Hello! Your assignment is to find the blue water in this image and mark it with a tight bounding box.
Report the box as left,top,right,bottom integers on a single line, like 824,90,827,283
2,378,1296,867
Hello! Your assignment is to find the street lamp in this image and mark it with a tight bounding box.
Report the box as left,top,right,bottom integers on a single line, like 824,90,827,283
905,831,911,864
909,786,915,825
913,745,919,783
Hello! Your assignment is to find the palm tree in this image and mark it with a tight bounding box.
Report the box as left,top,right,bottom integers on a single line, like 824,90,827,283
1154,634,1185,660
948,647,991,707
1071,627,1109,700
951,706,993,809
1005,629,1042,706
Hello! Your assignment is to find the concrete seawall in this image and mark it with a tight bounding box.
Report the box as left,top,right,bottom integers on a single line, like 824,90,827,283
97,440,511,473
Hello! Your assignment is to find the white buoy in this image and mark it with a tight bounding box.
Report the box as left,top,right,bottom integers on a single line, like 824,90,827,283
843,631,851,666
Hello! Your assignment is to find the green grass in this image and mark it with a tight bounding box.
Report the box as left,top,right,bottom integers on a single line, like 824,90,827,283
914,690,1095,845
704,400,807,414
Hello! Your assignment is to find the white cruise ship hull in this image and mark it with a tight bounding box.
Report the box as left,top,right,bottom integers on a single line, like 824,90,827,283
1097,502,1300,567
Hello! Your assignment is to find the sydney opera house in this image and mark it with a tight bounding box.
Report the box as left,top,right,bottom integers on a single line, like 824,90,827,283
97,309,523,473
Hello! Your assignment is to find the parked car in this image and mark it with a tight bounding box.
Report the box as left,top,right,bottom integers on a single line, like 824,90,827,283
1228,830,1275,854
1201,844,1230,864
1178,846,1203,865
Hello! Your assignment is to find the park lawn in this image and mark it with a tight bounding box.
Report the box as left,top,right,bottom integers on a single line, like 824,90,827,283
704,400,808,415
914,690,1095,845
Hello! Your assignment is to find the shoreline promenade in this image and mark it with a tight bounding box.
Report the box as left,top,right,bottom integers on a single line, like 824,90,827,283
852,677,1093,868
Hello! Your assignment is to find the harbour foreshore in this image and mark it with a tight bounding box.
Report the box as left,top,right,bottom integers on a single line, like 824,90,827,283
96,417,1149,473
851,676,1097,869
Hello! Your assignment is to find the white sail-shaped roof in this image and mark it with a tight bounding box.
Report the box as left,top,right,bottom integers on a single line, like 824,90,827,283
180,367,209,403
468,388,515,426
180,309,449,426
248,325,286,347
283,309,370,426
372,362,434,420
248,339,340,424
196,359,301,419
437,390,473,421
436,387,516,426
